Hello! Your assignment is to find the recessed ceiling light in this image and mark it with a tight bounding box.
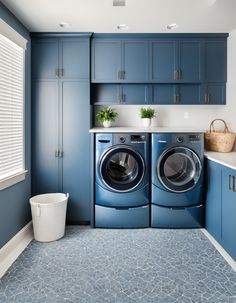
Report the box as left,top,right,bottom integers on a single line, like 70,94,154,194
167,23,179,30
117,24,128,30
59,22,71,29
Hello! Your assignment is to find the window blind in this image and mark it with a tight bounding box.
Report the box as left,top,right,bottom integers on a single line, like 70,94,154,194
0,33,24,181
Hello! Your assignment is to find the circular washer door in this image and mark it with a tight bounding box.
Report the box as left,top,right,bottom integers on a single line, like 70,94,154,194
157,147,202,193
100,145,145,192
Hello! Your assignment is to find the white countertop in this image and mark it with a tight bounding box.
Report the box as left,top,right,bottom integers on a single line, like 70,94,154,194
204,151,236,170
89,126,205,133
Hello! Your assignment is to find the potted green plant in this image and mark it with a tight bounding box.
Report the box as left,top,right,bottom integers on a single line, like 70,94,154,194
140,107,157,128
96,106,118,128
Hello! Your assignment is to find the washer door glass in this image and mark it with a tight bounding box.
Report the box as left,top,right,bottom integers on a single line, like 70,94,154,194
100,146,145,192
158,147,201,192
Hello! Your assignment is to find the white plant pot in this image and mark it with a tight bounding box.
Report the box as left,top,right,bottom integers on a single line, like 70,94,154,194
103,120,112,128
142,118,151,128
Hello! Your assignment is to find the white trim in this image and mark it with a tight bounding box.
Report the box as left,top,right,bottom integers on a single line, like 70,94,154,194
0,170,28,191
0,221,33,278
201,229,236,272
0,18,27,49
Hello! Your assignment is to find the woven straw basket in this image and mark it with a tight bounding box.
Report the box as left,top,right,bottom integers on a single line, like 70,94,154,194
204,119,236,153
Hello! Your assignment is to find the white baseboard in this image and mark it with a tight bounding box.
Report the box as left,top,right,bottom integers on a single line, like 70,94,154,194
201,229,236,272
0,221,33,278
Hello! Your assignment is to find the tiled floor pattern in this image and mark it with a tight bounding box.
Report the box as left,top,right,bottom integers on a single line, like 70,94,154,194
0,227,236,303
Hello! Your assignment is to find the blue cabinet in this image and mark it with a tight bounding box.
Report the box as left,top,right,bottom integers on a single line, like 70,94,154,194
151,39,203,83
32,80,59,193
151,40,178,82
205,39,227,82
123,40,149,82
205,160,222,243
92,39,121,82
92,38,149,83
91,34,227,105
205,159,236,261
92,84,149,104
179,40,203,82
153,84,201,104
222,167,236,260
202,83,226,104
32,38,59,79
32,35,91,224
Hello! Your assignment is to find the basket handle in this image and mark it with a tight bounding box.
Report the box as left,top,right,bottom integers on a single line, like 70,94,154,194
209,119,229,133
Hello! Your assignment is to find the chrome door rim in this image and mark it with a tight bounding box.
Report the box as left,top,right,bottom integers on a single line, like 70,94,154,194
99,145,145,193
157,146,202,193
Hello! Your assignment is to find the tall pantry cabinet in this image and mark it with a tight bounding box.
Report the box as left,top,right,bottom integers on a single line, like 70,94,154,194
31,34,92,224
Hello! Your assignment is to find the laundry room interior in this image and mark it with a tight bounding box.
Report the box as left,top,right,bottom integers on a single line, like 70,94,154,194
0,1,236,302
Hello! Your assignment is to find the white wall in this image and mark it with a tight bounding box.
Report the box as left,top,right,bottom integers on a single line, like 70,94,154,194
220,28,236,131
95,30,236,133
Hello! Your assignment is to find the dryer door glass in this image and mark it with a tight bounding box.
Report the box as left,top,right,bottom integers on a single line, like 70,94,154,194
100,146,145,192
158,147,201,192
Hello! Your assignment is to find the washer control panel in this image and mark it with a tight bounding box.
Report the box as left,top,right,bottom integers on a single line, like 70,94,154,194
173,133,202,144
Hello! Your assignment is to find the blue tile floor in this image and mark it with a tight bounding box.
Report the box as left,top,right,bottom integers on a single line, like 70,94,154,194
0,227,236,303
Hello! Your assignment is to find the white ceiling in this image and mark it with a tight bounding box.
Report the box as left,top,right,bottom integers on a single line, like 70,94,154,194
2,0,236,33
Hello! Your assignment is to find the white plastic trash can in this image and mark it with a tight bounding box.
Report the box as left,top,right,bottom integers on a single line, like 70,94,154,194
30,193,69,242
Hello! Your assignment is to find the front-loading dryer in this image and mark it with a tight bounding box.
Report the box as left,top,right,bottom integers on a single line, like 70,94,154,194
151,133,204,228
95,133,150,228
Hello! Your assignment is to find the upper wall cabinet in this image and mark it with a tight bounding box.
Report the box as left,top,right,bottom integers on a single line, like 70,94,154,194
92,38,149,82
32,38,59,79
205,39,227,82
151,39,203,83
91,34,228,104
32,38,89,80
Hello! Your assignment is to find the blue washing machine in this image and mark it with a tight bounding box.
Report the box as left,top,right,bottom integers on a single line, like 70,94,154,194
95,133,150,228
151,133,204,228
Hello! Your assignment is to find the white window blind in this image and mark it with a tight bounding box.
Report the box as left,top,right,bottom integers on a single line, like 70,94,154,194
0,33,25,183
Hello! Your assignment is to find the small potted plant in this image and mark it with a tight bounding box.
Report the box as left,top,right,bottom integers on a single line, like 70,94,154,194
140,107,157,128
96,106,118,128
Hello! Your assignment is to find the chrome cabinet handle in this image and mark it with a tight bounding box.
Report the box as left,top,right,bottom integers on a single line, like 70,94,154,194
122,70,125,80
233,176,236,192
174,70,178,81
229,175,232,190
173,94,177,103
55,68,59,78
176,93,180,103
204,93,208,104
55,150,59,157
178,69,182,80
117,70,121,80
59,151,64,158
208,93,211,104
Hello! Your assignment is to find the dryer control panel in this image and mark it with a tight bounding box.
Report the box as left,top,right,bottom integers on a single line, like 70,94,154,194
113,134,148,145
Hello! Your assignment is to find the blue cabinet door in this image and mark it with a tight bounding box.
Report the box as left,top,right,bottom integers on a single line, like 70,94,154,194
32,38,59,79
222,167,236,261
178,85,201,104
32,80,59,194
120,84,150,104
91,84,119,105
123,40,149,82
92,39,121,82
179,40,203,82
205,39,227,82
202,83,226,104
61,38,89,79
62,80,90,223
153,84,176,104
205,160,222,243
151,40,178,82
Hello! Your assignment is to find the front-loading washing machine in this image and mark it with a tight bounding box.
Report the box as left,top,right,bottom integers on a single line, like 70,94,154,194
151,133,204,228
95,133,149,228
